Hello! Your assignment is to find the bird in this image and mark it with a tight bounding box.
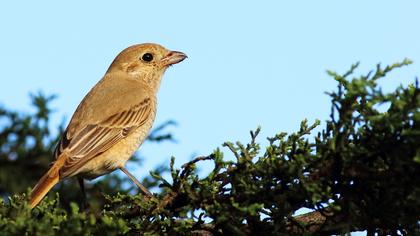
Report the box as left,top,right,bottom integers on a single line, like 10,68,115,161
29,43,187,209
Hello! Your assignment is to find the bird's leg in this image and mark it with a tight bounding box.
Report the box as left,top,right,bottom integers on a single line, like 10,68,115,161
119,167,153,198
78,177,90,210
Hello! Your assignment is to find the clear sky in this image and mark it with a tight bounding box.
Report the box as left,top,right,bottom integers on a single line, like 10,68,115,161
0,2,419,232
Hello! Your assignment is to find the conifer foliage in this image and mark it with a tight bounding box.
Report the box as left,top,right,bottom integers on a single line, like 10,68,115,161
0,61,419,235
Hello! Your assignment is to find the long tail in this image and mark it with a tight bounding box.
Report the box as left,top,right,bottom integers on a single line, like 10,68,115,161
29,166,60,209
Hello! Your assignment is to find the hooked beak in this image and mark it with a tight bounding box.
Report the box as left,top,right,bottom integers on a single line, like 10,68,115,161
161,51,188,66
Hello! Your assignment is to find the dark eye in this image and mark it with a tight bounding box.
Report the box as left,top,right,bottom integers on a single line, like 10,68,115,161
141,53,153,62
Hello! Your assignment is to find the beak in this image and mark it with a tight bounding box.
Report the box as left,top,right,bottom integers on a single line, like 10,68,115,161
161,51,188,66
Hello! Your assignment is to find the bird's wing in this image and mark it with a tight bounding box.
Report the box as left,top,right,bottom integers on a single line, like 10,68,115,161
52,74,154,178
54,96,153,178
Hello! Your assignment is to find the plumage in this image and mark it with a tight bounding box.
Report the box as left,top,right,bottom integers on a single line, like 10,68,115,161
29,43,187,209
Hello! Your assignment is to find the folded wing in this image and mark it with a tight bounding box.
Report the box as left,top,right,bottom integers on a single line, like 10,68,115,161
54,98,152,178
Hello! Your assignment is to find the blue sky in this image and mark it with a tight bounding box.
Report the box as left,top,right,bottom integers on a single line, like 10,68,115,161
0,2,419,232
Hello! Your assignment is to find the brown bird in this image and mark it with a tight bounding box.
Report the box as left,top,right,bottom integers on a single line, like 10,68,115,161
29,43,187,209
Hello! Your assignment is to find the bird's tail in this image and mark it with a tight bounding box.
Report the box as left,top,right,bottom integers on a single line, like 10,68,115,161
29,166,60,209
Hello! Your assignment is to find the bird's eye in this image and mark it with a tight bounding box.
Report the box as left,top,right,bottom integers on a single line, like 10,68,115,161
141,53,153,62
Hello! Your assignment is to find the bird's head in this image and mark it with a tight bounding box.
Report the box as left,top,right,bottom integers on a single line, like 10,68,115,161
107,43,187,88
